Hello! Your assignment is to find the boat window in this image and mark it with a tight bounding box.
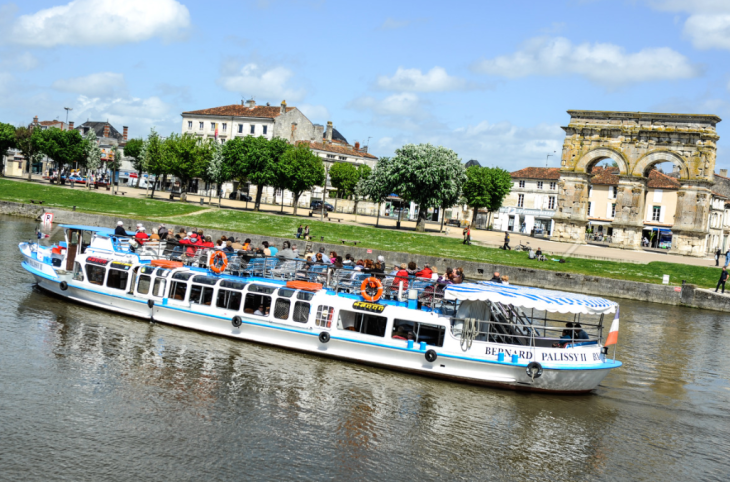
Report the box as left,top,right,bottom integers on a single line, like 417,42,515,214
393,319,445,347
192,275,219,286
72,262,84,281
278,288,296,298
274,299,290,320
293,301,310,323
169,281,188,301
338,310,387,337
140,266,156,275
248,284,276,294
106,269,129,291
152,278,166,297
315,305,335,328
172,271,194,281
86,265,106,285
156,268,170,278
216,289,242,311
137,275,151,295
297,291,314,301
190,285,214,306
221,279,247,290
244,293,271,316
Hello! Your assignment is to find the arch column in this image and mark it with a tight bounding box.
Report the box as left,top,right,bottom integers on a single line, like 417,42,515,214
669,182,713,257
552,172,589,243
608,177,647,250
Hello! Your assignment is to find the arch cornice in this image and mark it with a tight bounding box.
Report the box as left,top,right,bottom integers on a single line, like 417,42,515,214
632,150,689,180
573,147,630,176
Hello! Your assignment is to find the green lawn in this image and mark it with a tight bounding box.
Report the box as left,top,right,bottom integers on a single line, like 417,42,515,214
0,178,204,217
0,177,720,289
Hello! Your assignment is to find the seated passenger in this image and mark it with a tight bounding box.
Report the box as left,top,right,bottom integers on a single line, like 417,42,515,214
392,327,409,340
574,322,590,340
254,305,265,316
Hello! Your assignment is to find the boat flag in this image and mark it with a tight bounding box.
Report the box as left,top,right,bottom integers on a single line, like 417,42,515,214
605,307,619,346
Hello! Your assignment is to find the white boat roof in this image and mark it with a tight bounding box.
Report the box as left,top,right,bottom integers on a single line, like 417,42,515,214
444,282,617,315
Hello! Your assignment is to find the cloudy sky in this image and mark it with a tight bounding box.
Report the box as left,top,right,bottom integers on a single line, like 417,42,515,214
1,0,730,171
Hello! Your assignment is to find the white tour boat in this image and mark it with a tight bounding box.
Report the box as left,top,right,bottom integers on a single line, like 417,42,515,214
19,224,622,394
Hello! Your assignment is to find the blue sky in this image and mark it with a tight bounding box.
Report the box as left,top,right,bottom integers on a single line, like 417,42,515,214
1,0,730,171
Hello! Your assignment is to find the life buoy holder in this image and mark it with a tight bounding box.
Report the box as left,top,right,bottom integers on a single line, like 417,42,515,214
526,362,543,380
209,251,228,274
360,277,383,302
232,316,242,328
59,281,68,291
147,299,154,308
425,349,438,363
319,331,331,344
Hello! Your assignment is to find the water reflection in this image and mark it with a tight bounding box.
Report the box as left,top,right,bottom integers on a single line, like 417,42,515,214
2,214,730,481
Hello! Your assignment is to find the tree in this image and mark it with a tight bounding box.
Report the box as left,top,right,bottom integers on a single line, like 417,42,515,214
204,140,230,206
278,144,325,216
145,129,168,199
84,129,101,188
481,167,513,228
270,141,295,213
108,145,121,194
352,163,372,214
328,162,359,212
388,143,466,232
37,128,87,175
359,157,395,228
16,126,44,181
0,122,16,177
124,138,145,188
165,133,212,202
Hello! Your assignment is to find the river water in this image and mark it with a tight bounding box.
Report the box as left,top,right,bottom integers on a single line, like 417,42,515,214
1,215,728,481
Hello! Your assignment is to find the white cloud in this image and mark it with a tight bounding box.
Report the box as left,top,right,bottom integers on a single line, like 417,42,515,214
72,94,175,137
378,17,411,30
52,72,126,98
376,67,472,92
218,62,306,102
0,72,15,95
648,1,730,50
7,0,190,47
471,36,700,86
0,51,39,71
348,93,425,118
298,103,330,123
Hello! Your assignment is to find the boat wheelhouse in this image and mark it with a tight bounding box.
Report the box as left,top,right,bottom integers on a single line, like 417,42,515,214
19,224,621,393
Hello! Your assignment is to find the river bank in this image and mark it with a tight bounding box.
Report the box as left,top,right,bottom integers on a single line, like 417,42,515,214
4,200,729,313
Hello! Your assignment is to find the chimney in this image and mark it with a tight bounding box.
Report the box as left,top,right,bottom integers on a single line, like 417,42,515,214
325,121,333,142
123,126,128,141
280,100,287,115
314,124,324,141
68,121,74,131
361,145,368,153
246,98,256,108
721,169,728,177
354,141,360,151
103,124,110,138
33,116,38,124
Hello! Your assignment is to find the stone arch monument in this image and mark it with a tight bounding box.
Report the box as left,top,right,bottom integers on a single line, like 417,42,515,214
552,110,721,256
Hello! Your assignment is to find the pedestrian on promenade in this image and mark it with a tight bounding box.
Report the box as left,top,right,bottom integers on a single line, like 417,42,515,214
296,224,303,239
716,267,728,294
463,225,471,245
725,249,730,268
715,248,721,266
503,231,511,250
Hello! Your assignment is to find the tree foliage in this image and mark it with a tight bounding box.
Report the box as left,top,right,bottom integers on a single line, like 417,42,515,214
463,165,512,225
165,133,212,200
35,128,86,175
278,143,325,215
329,162,359,199
359,157,395,227
204,140,230,204
124,138,145,187
84,129,101,176
387,143,466,231
0,122,16,176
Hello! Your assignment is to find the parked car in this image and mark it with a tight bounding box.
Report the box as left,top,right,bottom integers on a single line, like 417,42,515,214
310,201,334,211
228,191,253,201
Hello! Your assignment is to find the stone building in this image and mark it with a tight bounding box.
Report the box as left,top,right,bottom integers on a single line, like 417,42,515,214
553,110,721,257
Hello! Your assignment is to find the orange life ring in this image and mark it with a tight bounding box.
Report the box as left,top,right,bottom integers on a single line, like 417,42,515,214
150,259,183,269
209,251,228,274
361,277,383,302
286,280,323,291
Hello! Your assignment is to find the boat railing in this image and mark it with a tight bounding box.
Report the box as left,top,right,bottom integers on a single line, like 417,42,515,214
451,315,602,349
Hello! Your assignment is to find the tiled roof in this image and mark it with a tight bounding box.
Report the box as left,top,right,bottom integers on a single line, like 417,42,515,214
510,167,561,180
302,140,378,160
39,120,64,126
182,104,294,118
589,166,680,189
77,121,124,141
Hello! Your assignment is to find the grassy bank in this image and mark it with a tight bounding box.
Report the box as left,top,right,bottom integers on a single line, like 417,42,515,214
0,177,720,289
0,178,204,217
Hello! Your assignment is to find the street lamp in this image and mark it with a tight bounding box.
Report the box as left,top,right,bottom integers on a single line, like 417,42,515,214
546,151,556,167
64,107,73,126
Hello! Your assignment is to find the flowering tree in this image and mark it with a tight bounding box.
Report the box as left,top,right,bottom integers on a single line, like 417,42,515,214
204,140,230,206
359,157,394,227
387,143,466,232
84,129,101,188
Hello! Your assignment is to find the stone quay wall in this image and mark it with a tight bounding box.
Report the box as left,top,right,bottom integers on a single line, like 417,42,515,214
3,200,729,313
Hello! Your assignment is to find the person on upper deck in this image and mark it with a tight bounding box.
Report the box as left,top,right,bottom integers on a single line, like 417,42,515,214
438,268,454,285
278,241,296,259
490,272,502,283
394,263,410,290
158,224,168,240
333,256,344,269
573,322,590,340
223,241,235,253
416,263,433,279
135,227,149,245
453,267,464,284
114,221,126,236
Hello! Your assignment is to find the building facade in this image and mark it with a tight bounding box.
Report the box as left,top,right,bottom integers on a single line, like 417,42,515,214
494,167,560,235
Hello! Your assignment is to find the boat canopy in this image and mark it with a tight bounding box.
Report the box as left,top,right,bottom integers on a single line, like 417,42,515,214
444,282,617,315
60,224,131,236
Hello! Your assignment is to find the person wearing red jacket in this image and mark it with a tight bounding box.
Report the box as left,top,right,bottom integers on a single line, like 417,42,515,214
393,263,410,291
415,264,433,279
134,227,149,245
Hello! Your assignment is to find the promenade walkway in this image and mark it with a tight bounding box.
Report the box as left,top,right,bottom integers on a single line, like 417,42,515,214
6,173,720,268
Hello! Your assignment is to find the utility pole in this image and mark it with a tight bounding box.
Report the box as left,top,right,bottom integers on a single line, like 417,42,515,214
64,107,73,127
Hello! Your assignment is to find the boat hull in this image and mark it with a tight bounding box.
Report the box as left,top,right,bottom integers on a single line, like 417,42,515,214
29,270,618,394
